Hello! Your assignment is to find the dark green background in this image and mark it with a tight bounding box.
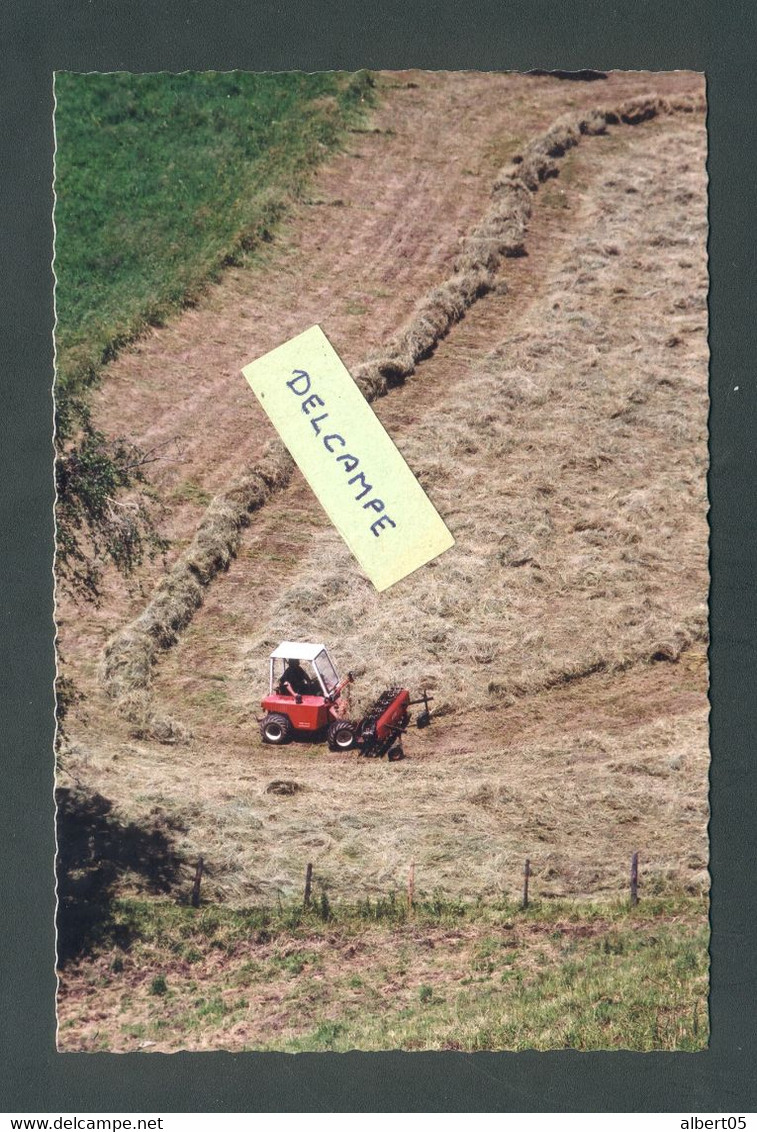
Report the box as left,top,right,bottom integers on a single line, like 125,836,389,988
2,0,755,1112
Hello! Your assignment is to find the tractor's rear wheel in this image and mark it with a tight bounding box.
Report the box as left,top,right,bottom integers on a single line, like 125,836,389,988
260,712,293,745
328,719,357,751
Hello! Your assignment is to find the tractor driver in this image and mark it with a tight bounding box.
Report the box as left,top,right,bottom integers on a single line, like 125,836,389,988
278,658,317,697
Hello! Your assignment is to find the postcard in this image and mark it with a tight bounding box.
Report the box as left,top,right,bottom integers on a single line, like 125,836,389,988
53,68,709,1054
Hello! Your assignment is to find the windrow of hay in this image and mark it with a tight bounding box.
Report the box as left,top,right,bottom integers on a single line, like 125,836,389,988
350,93,704,400
101,441,293,733
101,91,705,728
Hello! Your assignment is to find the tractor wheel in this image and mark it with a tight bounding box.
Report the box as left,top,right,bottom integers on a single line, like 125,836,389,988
260,713,293,745
328,719,357,751
388,745,405,761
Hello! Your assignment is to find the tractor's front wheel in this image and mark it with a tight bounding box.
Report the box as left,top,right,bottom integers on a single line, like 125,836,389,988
260,712,293,745
328,719,357,751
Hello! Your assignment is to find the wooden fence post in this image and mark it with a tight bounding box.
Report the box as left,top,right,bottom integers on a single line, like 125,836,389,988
522,858,531,909
191,856,204,908
407,862,415,913
630,851,639,907
304,862,313,909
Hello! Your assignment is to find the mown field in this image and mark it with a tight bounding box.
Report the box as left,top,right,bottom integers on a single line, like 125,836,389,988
55,70,709,1052
57,894,708,1052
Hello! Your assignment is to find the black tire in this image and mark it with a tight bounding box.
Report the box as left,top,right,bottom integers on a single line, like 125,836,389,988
328,719,357,751
260,712,293,745
388,745,405,761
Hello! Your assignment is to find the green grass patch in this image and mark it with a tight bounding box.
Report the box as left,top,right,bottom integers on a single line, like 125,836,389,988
170,480,213,507
54,70,375,396
61,892,709,1053
104,889,702,947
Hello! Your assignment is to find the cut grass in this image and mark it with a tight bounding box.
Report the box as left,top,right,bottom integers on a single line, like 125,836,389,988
57,893,709,1052
53,70,375,397
88,111,709,909
229,113,708,727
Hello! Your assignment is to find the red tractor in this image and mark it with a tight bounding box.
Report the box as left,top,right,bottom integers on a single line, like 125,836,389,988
258,641,431,759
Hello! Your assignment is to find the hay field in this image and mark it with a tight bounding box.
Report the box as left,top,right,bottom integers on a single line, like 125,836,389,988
57,71,709,914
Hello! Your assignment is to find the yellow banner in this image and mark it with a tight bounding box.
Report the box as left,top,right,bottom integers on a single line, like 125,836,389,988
242,326,454,591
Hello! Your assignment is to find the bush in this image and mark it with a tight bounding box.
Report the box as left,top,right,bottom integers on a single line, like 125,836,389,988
55,407,168,602
149,975,168,996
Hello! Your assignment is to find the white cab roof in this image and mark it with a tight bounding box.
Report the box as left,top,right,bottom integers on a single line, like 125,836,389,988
270,641,327,661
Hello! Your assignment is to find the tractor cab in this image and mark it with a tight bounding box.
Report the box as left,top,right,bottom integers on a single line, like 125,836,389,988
260,642,351,745
268,641,339,699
